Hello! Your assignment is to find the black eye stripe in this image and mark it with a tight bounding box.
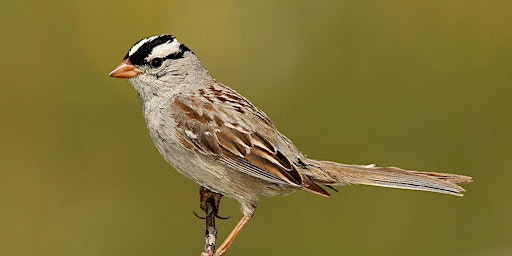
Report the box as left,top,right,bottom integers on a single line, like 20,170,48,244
148,46,189,69
162,45,189,61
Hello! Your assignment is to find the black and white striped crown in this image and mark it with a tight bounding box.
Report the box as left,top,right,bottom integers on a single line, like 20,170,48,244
124,34,191,66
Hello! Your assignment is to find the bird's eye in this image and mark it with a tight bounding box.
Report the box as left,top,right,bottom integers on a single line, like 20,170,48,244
150,58,162,68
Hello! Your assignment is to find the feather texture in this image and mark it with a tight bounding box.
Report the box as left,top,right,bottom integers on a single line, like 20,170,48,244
171,85,329,196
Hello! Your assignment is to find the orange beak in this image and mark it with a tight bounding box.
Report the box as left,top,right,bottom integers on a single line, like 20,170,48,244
109,59,142,78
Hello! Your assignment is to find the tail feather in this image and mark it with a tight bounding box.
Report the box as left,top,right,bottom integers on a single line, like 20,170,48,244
308,160,472,196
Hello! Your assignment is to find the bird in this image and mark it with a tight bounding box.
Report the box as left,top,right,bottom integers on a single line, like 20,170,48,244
109,34,472,256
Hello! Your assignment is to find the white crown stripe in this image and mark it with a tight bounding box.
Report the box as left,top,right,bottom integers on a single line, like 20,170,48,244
128,35,159,57
147,39,182,61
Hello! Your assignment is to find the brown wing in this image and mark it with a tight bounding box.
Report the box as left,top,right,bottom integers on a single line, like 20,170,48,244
171,86,329,196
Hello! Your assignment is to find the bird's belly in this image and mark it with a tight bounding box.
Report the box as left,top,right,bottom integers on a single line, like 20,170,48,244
153,137,296,200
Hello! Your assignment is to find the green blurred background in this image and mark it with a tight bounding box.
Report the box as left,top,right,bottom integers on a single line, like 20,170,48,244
1,0,511,255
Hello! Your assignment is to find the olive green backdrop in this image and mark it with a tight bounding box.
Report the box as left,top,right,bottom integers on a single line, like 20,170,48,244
1,1,510,255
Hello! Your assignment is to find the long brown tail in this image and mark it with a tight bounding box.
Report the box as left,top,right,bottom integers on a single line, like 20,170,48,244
308,160,472,196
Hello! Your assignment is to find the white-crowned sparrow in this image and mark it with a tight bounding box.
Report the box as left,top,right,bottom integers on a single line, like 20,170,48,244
109,34,472,256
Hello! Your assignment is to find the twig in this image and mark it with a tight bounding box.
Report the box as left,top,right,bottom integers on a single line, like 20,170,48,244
198,186,223,256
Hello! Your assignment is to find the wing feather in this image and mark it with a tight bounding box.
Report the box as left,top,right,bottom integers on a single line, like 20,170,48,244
171,90,329,196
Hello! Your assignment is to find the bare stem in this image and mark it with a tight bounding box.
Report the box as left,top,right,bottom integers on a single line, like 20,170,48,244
198,186,223,256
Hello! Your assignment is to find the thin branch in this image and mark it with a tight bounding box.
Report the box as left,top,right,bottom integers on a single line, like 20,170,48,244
198,186,223,256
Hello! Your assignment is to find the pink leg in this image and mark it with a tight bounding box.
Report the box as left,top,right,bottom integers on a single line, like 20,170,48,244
214,215,252,256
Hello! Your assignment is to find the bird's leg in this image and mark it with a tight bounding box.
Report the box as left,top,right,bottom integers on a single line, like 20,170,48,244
199,187,223,256
214,215,252,256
